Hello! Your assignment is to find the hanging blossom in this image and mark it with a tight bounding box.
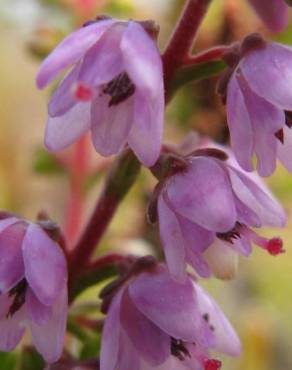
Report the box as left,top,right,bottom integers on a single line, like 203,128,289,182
247,0,289,32
152,147,286,282
0,216,68,363
36,17,164,167
100,264,240,370
220,34,292,177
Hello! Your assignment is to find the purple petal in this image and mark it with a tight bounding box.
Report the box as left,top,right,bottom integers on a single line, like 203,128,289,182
0,222,26,294
48,65,80,117
166,157,237,232
121,289,170,366
237,74,284,176
248,0,289,32
22,224,67,306
228,166,286,227
26,288,52,326
90,94,133,156
128,87,164,167
0,217,20,233
195,283,241,356
234,196,261,227
117,329,140,370
36,20,114,89
29,286,68,363
278,126,292,173
78,23,125,86
100,289,123,370
185,247,211,278
45,102,91,152
227,74,254,172
0,294,25,351
157,196,186,283
241,43,292,110
129,266,206,344
121,21,163,97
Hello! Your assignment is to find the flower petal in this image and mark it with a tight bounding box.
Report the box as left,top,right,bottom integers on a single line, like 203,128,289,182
26,288,53,326
248,0,289,32
90,94,133,156
36,20,114,88
121,21,163,97
45,102,91,152
166,157,237,232
117,329,140,370
241,43,292,110
157,196,186,283
48,65,80,117
121,289,170,366
227,73,254,172
195,283,241,356
100,289,123,370
128,87,164,167
78,23,125,86
278,126,292,173
0,222,26,294
29,286,67,363
129,266,206,344
22,224,67,306
0,294,25,351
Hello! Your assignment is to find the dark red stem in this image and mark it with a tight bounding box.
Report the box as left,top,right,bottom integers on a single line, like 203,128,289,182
183,45,228,65
162,0,212,92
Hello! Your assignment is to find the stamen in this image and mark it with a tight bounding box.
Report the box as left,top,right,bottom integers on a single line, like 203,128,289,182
170,337,191,361
73,83,94,101
204,359,222,370
103,73,135,106
275,129,284,144
7,279,27,317
216,222,241,243
285,111,292,128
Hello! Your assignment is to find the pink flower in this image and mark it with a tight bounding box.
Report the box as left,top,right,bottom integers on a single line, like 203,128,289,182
0,217,68,363
100,265,240,370
36,18,164,167
156,149,286,281
226,40,292,176
248,0,289,33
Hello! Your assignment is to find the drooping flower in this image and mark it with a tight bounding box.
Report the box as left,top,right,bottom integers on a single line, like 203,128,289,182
225,36,292,176
0,216,68,363
36,17,164,167
100,264,240,370
155,148,286,282
248,0,289,32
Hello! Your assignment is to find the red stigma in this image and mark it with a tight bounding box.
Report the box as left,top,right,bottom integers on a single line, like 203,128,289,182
204,359,222,370
266,237,285,256
74,83,93,101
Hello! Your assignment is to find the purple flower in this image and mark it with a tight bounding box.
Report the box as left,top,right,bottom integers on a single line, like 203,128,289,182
100,265,240,370
36,18,164,167
248,0,289,32
226,40,292,176
0,217,68,363
156,150,286,281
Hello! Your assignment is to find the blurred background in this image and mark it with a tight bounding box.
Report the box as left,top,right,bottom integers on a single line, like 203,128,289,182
0,0,292,369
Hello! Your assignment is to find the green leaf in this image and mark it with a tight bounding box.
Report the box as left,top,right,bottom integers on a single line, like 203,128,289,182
33,148,65,175
79,335,101,361
169,60,226,99
20,347,44,370
0,352,18,370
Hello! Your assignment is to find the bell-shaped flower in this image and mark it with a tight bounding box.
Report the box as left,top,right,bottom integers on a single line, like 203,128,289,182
36,18,164,167
156,149,286,282
0,216,68,363
226,37,292,176
100,264,240,370
248,0,289,32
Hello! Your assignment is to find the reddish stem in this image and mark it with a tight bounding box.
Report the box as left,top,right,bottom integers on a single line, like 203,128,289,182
183,45,228,65
87,253,131,272
162,0,212,92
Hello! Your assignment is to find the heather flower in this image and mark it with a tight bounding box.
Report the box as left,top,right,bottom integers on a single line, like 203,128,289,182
248,0,289,32
226,37,292,176
156,149,286,281
36,18,164,167
0,216,68,363
100,264,240,370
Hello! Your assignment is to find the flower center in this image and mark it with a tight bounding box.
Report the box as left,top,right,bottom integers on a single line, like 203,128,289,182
7,278,27,317
216,222,241,243
103,73,135,107
170,337,191,361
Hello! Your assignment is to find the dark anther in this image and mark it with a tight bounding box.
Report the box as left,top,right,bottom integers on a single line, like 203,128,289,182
7,279,28,317
285,111,292,128
171,338,191,361
103,73,135,106
240,33,266,58
275,129,284,144
217,222,242,243
203,313,209,322
190,148,228,161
